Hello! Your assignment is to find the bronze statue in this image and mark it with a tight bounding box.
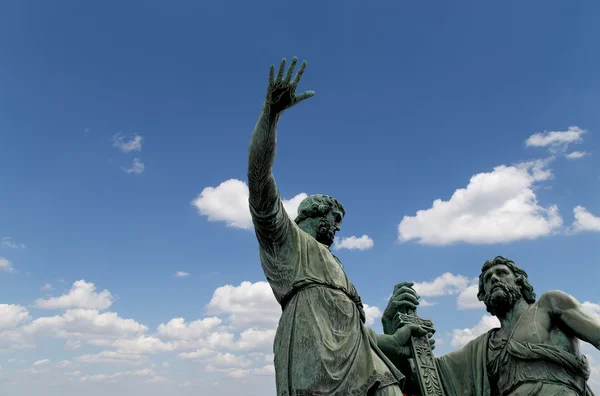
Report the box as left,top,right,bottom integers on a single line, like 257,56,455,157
386,256,600,396
247,57,431,395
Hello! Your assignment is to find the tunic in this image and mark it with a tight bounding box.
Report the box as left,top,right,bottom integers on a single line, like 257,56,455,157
250,194,404,396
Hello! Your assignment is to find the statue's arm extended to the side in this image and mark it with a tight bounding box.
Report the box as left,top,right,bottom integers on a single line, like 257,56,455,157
247,57,314,253
542,289,600,350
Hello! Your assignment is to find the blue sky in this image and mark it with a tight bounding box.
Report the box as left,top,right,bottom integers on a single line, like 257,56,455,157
1,1,600,395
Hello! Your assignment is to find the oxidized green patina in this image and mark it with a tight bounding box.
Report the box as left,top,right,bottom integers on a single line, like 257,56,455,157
388,256,600,396
247,57,430,396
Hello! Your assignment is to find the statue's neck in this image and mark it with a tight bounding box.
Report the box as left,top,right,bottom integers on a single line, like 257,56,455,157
497,298,529,329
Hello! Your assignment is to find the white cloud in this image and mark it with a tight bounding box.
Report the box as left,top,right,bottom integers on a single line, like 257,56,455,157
177,348,216,360
0,304,30,330
582,302,600,320
412,273,470,297
34,280,114,310
456,284,484,310
235,329,276,352
566,151,588,159
191,179,307,229
398,159,562,245
157,317,223,341
1,237,26,249
570,206,600,233
525,126,586,153
0,257,15,272
363,304,382,326
23,308,148,342
206,281,281,330
33,359,50,366
451,315,500,348
333,235,374,251
80,368,154,382
174,271,189,278
122,158,145,175
40,284,53,291
419,299,437,307
75,351,147,366
112,133,143,152
161,361,169,368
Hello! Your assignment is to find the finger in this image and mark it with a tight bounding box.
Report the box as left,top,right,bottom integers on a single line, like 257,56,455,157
393,292,419,306
268,64,275,85
276,58,286,82
294,90,315,104
388,300,417,313
409,324,428,337
291,60,307,85
284,57,298,83
393,282,413,294
394,286,419,300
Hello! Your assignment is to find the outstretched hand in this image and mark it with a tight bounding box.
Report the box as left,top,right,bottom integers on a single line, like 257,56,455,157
265,57,315,115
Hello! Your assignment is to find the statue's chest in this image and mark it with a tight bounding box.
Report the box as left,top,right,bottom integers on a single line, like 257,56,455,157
509,308,552,344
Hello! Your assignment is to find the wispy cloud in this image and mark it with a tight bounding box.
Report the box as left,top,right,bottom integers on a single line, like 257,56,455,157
525,126,586,153
1,237,26,249
174,271,190,278
122,158,145,175
112,133,143,152
566,151,588,160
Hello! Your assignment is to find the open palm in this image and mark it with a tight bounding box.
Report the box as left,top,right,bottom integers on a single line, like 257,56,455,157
265,57,315,114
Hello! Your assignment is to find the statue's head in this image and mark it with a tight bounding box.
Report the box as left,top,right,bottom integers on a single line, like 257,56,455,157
294,194,345,248
477,256,536,316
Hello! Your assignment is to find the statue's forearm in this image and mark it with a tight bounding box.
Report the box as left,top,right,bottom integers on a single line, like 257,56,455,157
375,334,421,394
248,104,280,212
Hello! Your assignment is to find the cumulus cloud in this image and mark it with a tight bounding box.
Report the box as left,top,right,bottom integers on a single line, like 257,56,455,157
582,302,600,320
206,281,281,330
333,235,374,251
398,159,562,245
451,315,500,348
363,304,382,326
174,271,190,278
122,158,145,175
80,368,155,382
525,126,586,153
34,280,114,310
191,179,306,229
412,273,470,297
112,133,143,152
0,304,30,330
566,151,588,159
456,283,484,310
0,257,15,272
22,308,148,345
569,206,600,233
157,317,223,341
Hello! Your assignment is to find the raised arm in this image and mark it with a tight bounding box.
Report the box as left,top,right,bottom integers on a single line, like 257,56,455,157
541,289,600,349
247,57,315,253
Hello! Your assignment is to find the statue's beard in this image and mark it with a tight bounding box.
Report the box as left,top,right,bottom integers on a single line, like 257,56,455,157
484,282,522,316
316,219,335,247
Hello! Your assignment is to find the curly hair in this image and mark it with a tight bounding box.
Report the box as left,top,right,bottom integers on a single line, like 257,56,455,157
294,194,345,224
477,256,536,304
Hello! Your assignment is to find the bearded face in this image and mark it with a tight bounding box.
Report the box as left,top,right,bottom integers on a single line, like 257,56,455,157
314,209,343,247
484,282,523,316
481,263,524,316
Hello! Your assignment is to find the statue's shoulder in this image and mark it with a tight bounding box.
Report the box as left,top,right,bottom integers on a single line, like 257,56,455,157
538,289,578,312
